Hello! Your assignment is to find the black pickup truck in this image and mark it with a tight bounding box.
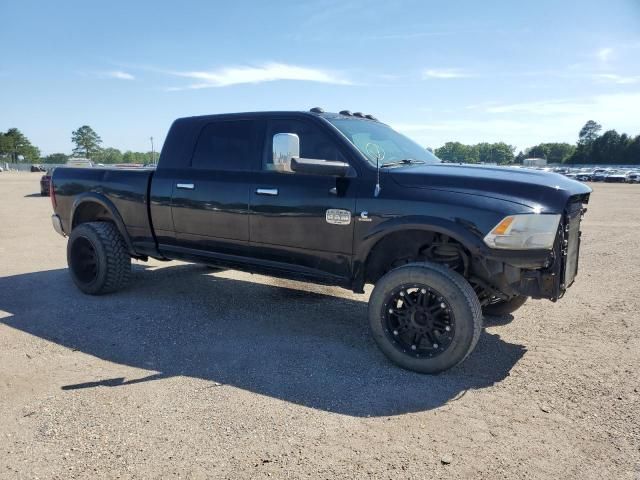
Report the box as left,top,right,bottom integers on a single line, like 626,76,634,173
50,108,591,373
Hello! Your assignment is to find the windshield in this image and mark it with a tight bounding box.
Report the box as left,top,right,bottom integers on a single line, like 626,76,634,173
328,118,441,166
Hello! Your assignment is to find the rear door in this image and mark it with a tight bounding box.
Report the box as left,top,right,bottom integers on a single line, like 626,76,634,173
169,118,262,255
249,117,358,279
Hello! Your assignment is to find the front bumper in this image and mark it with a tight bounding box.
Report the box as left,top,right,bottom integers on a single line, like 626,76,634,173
51,214,66,237
476,200,586,302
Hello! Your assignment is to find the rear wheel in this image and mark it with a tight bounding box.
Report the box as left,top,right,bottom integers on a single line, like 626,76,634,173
67,222,131,295
368,262,482,374
482,295,528,316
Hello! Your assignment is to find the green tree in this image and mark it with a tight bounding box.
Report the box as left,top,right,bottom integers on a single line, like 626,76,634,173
72,125,102,159
578,120,602,145
623,135,640,164
590,130,628,165
568,121,603,164
41,153,69,164
525,143,575,164
94,147,123,164
436,141,514,164
435,142,477,163
476,142,515,164
121,150,155,164
0,128,40,162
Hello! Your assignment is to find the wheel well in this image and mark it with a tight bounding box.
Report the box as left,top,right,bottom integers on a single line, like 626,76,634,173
72,202,114,229
364,229,470,284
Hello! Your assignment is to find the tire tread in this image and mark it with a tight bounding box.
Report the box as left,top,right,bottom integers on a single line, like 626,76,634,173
69,222,130,295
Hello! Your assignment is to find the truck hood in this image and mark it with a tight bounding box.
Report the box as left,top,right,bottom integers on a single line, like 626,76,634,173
389,163,591,211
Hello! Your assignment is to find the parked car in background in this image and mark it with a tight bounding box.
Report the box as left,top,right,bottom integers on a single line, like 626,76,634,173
592,169,609,182
604,171,627,183
575,172,592,182
65,158,94,168
626,172,640,183
31,164,46,172
40,169,53,195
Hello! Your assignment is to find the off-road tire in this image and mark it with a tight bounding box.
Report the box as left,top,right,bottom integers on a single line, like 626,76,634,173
369,262,482,374
482,295,528,316
67,222,131,295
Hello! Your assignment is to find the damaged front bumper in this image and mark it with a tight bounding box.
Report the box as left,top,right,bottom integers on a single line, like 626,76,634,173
477,200,586,302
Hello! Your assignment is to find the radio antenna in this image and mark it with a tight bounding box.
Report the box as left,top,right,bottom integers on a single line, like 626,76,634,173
366,143,384,197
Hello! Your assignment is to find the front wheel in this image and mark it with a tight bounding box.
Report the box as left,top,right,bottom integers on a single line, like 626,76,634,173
368,262,482,374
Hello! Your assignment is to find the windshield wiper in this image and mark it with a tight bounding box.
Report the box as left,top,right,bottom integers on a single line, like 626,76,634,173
380,159,426,168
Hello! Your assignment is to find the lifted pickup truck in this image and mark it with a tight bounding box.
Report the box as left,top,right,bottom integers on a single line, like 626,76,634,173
50,108,591,373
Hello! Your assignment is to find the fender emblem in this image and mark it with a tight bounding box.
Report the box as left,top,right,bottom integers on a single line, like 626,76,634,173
326,209,351,225
359,211,372,222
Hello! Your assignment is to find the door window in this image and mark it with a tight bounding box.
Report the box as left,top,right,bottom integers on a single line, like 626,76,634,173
264,119,345,171
192,120,256,171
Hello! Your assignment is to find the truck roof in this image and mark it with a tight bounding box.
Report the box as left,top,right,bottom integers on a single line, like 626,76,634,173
160,109,383,169
173,109,381,124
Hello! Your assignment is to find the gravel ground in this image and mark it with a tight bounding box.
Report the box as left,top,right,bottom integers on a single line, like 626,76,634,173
1,172,638,479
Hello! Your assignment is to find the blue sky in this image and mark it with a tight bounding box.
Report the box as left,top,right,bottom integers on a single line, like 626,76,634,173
1,0,639,155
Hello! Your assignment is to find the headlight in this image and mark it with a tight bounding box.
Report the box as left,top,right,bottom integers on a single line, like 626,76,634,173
484,214,561,250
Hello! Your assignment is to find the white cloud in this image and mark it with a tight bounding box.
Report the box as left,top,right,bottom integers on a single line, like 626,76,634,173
422,68,475,79
105,70,135,80
166,63,352,90
391,92,640,150
591,73,640,84
596,47,614,62
483,99,591,115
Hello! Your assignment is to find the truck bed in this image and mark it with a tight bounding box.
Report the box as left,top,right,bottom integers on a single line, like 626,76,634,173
52,166,156,254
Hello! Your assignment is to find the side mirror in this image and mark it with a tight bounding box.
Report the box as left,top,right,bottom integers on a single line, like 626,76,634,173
291,157,350,177
272,133,300,172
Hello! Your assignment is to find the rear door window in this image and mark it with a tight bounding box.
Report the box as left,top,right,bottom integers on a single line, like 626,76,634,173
191,120,256,171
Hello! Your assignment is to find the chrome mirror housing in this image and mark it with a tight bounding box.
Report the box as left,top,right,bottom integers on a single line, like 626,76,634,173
272,133,300,172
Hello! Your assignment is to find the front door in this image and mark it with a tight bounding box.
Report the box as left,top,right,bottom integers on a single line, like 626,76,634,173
249,118,357,280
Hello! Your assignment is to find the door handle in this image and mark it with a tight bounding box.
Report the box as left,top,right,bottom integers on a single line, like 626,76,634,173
256,188,278,196
176,183,195,190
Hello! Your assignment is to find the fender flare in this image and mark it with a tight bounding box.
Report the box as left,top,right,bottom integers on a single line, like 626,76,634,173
70,192,136,255
351,215,489,292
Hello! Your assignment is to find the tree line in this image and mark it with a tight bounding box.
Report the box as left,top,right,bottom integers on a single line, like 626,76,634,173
0,125,157,165
434,120,640,165
1,120,638,166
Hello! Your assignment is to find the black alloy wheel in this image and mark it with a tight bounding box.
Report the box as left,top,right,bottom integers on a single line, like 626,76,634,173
369,262,482,374
383,285,455,358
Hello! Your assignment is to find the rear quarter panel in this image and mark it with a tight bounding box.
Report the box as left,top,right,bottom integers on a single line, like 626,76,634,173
52,167,154,247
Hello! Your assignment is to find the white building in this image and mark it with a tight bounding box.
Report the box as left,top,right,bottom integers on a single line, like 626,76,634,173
523,157,547,168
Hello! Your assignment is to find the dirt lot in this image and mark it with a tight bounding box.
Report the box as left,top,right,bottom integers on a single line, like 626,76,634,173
0,172,638,479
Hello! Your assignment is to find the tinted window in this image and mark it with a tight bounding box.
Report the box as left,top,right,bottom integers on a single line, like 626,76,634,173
192,120,255,170
264,119,344,170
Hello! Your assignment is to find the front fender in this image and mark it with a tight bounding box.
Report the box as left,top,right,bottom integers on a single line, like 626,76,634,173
355,215,487,264
350,215,490,292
